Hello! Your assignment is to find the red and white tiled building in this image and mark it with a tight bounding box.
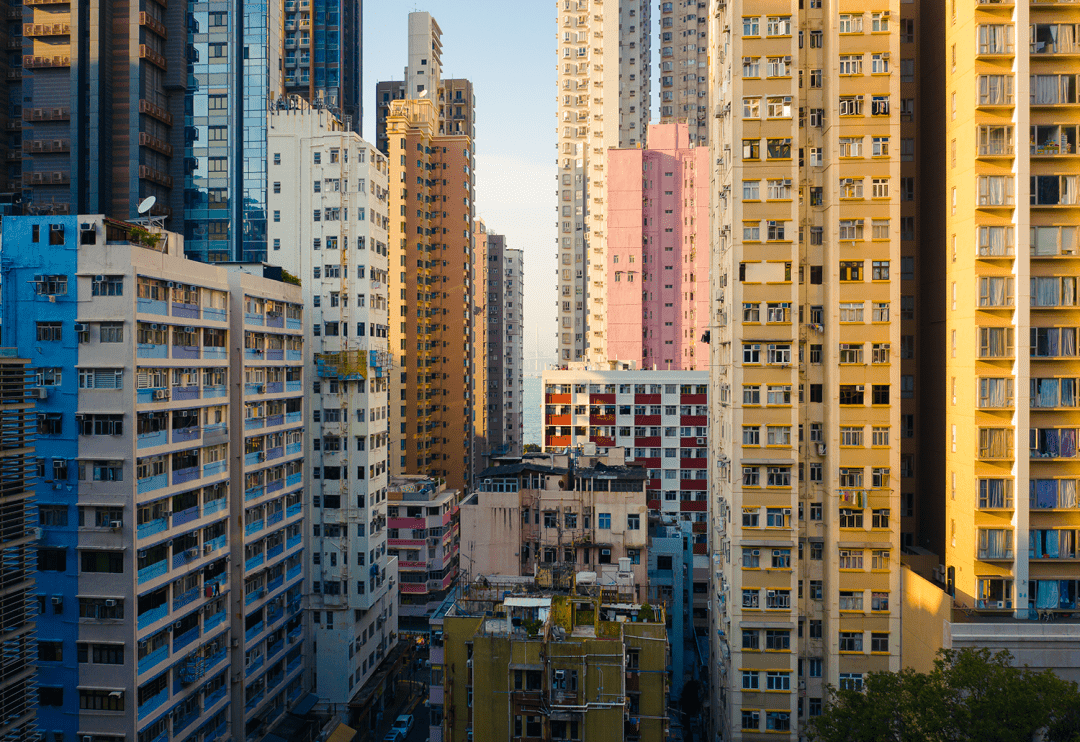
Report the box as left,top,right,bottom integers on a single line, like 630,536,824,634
387,476,460,619
542,366,709,521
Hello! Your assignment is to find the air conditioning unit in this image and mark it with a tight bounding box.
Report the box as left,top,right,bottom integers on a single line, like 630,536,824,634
84,735,94,742
80,224,95,233
816,443,826,456
74,322,88,333
188,548,199,558
153,390,168,400
138,550,147,558
996,600,1005,608
149,323,159,330
696,437,706,445
554,669,565,679
104,599,117,607
33,387,48,399
50,596,62,605
751,549,760,556
166,282,175,288
203,544,213,554
882,52,891,59
184,326,195,333
110,521,122,529
50,224,63,232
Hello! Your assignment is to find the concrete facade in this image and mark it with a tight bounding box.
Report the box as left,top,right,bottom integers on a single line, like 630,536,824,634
1,215,308,742
462,452,650,594
658,0,709,145
606,123,709,370
265,105,399,711
441,583,669,742
387,476,460,622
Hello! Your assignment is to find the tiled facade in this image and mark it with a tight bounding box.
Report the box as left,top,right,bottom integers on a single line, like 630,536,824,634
708,3,902,738
606,123,709,370
556,0,651,363
1,216,307,742
386,97,477,493
943,0,1080,620
541,368,708,521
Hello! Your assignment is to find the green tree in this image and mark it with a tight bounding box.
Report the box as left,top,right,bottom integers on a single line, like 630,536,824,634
523,443,541,453
808,648,1080,742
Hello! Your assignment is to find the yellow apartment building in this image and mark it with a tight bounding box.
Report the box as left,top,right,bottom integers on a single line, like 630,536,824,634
944,0,1080,621
708,2,902,738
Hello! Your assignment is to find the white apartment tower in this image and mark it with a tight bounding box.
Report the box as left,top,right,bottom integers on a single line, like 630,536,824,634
405,12,443,99
267,102,399,706
658,0,709,145
708,2,902,740
556,0,651,363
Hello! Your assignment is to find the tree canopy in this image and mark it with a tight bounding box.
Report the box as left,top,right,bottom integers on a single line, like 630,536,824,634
808,648,1080,742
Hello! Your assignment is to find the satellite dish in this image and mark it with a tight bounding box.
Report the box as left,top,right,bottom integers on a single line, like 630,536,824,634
418,89,428,98
138,196,157,215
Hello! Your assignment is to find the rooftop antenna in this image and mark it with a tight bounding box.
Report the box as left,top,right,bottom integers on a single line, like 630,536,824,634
132,195,168,233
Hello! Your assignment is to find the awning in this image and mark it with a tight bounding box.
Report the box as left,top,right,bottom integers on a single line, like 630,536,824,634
291,692,319,716
325,723,357,742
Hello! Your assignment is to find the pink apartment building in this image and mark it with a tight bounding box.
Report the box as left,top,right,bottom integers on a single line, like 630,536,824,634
606,123,710,370
387,475,460,620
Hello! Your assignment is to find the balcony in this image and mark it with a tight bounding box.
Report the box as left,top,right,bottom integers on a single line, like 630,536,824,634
139,99,173,126
23,22,71,36
139,44,167,69
137,644,169,675
139,11,167,37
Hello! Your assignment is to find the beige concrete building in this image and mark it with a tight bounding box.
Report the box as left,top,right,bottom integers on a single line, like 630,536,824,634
460,452,650,596
659,0,709,145
556,0,651,363
708,2,903,738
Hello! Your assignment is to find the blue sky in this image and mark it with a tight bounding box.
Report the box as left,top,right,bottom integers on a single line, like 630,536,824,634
362,1,558,371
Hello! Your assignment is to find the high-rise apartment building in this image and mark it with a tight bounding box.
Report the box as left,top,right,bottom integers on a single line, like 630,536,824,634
556,0,651,363
440,581,668,742
1,215,308,742
606,123,709,370
708,4,902,739
281,0,363,133
386,96,477,493
942,0,1080,623
15,0,184,219
374,13,475,156
477,223,525,459
266,104,399,706
658,0,709,145
0,351,36,742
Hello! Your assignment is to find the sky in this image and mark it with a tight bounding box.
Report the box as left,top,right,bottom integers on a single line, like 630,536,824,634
362,1,559,372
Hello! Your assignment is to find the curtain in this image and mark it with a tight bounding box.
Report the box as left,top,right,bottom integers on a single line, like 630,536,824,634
988,227,1005,255
1066,276,1078,305
1034,227,1056,256
1036,378,1059,407
1061,24,1076,53
1061,581,1076,609
1036,580,1060,609
1038,478,1059,508
986,479,1005,508
1062,530,1076,558
1031,531,1044,559
1064,328,1078,356
1064,428,1078,458
1063,479,1078,508
1048,529,1061,558
1035,276,1060,306
1036,75,1059,104
988,277,1006,305
1065,176,1079,206
1047,428,1061,457
1064,379,1077,407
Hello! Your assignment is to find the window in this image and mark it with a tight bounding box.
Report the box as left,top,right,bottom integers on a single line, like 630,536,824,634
839,55,863,75
742,670,759,690
742,548,760,568
81,551,124,573
839,14,863,33
839,632,863,652
743,180,760,200
742,629,760,650
764,630,790,650
766,672,790,691
743,16,760,36
766,16,791,36
871,633,890,653
839,96,863,116
598,512,611,529
978,175,1014,206
742,57,760,78
742,709,760,730
627,514,640,530
840,261,863,281
839,549,864,569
